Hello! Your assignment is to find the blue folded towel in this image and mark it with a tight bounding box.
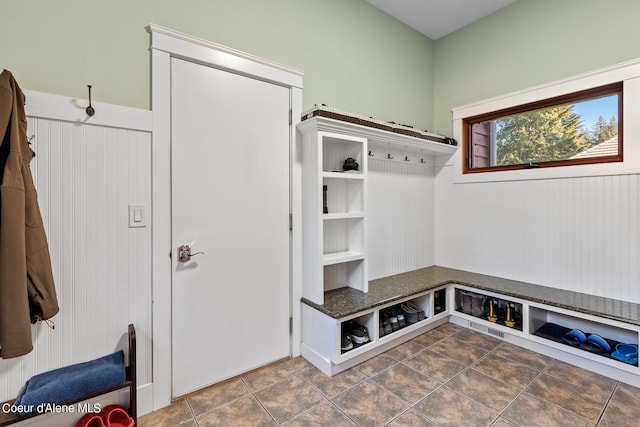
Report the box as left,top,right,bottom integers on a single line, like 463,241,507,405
13,351,125,414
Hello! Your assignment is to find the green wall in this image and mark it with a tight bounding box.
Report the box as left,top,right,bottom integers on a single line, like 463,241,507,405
0,0,435,130
4,0,639,136
433,0,640,135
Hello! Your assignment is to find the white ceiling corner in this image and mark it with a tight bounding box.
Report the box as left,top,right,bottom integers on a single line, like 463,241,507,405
366,0,518,40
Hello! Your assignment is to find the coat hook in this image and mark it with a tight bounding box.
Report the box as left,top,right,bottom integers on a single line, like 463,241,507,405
368,150,374,157
386,153,393,159
86,85,95,117
420,158,426,164
404,156,410,162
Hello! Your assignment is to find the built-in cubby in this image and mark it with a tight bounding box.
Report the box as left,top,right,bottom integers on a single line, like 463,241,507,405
454,287,523,331
323,259,365,293
378,293,431,339
434,288,447,315
322,176,364,215
529,305,639,368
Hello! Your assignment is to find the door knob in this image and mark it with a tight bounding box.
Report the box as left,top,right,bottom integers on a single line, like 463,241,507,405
177,244,205,263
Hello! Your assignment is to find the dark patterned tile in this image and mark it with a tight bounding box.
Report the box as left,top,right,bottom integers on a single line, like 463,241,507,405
492,342,552,371
372,363,440,405
473,353,540,388
255,375,325,424
544,360,616,396
526,374,608,422
412,329,448,347
242,359,299,391
197,395,275,427
385,339,426,361
403,349,466,383
302,365,367,398
282,402,357,427
598,382,640,427
490,418,518,427
413,387,497,427
387,409,438,426
452,328,503,351
609,381,640,406
429,337,488,366
187,378,250,415
354,353,398,377
289,356,314,372
332,380,408,427
138,399,193,427
502,392,592,427
446,369,521,412
435,323,464,336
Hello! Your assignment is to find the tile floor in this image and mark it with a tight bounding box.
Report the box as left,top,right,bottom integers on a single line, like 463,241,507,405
139,323,640,426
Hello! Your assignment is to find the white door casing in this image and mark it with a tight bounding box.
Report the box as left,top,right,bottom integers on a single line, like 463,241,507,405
151,24,303,409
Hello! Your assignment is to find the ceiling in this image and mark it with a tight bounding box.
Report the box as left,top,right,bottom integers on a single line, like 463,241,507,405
366,0,518,40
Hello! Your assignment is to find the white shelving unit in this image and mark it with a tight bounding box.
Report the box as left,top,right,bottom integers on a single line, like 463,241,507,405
298,116,457,305
299,123,369,305
298,116,458,375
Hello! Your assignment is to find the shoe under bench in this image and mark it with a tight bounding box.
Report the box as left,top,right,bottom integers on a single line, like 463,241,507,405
301,266,640,387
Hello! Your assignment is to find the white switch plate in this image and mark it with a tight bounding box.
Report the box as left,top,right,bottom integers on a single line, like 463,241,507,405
129,204,146,228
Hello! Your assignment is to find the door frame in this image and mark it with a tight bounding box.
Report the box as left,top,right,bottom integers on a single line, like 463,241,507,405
150,24,303,410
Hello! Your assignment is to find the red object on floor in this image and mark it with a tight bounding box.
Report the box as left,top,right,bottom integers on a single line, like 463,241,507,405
100,405,134,427
75,412,105,427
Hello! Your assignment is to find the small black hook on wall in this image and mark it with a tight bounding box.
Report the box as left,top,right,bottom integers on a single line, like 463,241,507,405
86,85,95,117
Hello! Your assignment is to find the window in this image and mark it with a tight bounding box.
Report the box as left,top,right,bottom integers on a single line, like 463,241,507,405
463,82,622,173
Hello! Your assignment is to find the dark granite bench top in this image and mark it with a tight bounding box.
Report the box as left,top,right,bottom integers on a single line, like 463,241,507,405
301,266,640,327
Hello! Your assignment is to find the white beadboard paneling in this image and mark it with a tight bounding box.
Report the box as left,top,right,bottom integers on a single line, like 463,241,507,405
435,165,640,303
367,158,436,280
0,109,152,404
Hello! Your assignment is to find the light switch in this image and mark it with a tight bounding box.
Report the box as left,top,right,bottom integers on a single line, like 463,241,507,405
129,204,146,228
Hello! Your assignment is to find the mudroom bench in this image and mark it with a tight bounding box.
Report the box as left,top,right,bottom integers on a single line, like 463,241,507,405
0,324,137,427
301,266,640,387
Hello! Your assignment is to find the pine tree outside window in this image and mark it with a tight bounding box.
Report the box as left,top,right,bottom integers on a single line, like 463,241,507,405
463,82,622,173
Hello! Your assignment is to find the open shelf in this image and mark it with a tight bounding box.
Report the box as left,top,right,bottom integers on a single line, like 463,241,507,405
379,293,431,339
434,288,446,315
529,306,638,367
323,259,365,293
454,287,523,331
322,176,363,215
340,312,375,360
322,136,365,174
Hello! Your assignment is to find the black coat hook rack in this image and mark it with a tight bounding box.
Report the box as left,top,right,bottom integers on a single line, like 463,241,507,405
86,85,95,117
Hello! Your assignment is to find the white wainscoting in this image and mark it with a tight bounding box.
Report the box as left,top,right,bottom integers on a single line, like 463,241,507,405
367,158,436,280
435,164,640,303
0,90,153,416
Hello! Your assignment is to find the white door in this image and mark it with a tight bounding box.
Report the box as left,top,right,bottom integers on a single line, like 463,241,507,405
170,57,291,397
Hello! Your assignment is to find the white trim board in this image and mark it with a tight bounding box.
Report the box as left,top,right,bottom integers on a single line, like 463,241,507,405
149,23,303,89
150,24,303,412
25,90,152,132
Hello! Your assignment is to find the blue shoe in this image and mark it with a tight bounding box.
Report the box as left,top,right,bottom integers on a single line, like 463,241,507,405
562,329,587,346
611,343,638,364
580,334,611,353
